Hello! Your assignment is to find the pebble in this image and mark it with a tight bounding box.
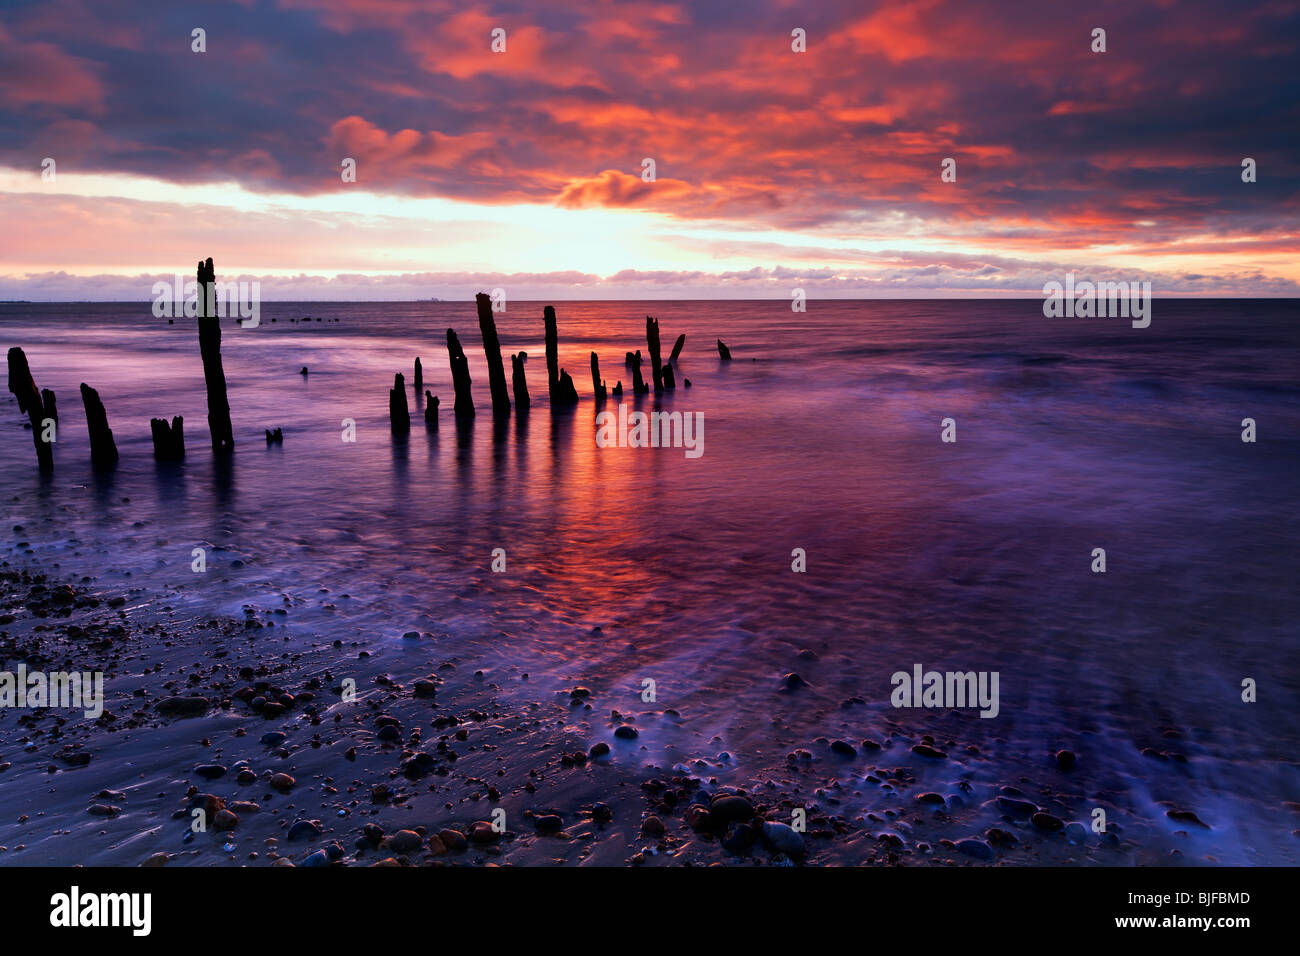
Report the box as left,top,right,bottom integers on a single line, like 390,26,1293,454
388,829,422,852
614,726,638,740
761,821,806,858
709,795,753,829
1055,749,1076,771
288,819,322,841
1166,809,1210,829
956,838,995,860
155,696,210,718
1031,811,1065,831
214,809,240,830
438,828,468,851
269,773,295,792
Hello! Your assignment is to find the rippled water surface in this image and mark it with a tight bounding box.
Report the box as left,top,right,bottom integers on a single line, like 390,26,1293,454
2,298,1297,863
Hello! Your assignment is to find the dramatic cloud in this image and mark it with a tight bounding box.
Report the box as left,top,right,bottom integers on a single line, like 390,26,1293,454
0,0,1296,297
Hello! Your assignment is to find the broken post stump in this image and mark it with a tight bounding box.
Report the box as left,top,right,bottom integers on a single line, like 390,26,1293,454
390,372,410,434
476,292,511,416
544,305,579,405
612,381,623,397
6,347,54,471
150,416,185,461
196,257,235,454
662,363,676,389
511,352,530,410
446,329,475,418
79,383,119,468
424,392,440,428
265,427,283,444
717,339,732,360
631,349,649,395
414,356,423,393
647,316,664,393
41,388,57,424
590,352,607,401
669,333,686,365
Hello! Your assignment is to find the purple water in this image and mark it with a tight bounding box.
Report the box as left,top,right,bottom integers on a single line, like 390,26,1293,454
2,298,1297,864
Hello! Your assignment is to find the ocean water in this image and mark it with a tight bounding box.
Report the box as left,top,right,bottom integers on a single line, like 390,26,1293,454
2,298,1298,864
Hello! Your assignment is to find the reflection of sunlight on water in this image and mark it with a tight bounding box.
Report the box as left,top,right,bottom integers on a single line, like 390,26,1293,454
3,299,1299,862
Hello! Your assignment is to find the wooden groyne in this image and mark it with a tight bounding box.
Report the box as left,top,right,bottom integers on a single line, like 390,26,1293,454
544,306,579,406
389,372,411,434
647,316,665,393
446,329,475,418
512,353,530,410
476,293,511,416
590,352,607,401
6,347,54,472
79,383,118,468
150,416,185,460
196,257,235,454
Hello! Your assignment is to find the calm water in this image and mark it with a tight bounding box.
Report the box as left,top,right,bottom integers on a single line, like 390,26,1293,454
3,298,1298,863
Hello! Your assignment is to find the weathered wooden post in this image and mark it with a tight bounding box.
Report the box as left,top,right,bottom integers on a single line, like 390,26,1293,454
544,306,579,405
389,372,410,434
669,333,686,365
511,352,530,410
150,416,185,460
446,329,475,418
424,392,440,428
41,388,57,424
414,356,423,393
196,257,235,454
80,383,118,468
631,349,649,394
646,316,664,393
717,339,732,360
590,352,607,401
6,347,54,471
662,363,676,389
476,293,511,416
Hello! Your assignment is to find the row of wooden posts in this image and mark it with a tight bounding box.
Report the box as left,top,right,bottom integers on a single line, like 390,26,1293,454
5,258,735,471
387,292,727,434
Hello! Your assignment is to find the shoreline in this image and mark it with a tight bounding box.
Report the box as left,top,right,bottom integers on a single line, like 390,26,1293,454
6,558,1282,867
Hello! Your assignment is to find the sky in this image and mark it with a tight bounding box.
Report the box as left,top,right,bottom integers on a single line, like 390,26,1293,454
1,0,1297,300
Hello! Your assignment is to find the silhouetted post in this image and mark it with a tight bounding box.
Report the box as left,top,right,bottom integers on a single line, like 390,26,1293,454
6,347,54,471
543,305,579,405
717,339,732,360
662,363,676,389
390,372,410,434
446,329,475,418
476,293,511,416
80,383,118,468
647,316,665,393
669,333,686,365
625,351,636,367
612,381,623,397
196,257,235,454
590,352,607,401
150,416,185,460
414,356,423,393
631,349,649,394
41,389,57,424
424,392,440,428
511,352,530,410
